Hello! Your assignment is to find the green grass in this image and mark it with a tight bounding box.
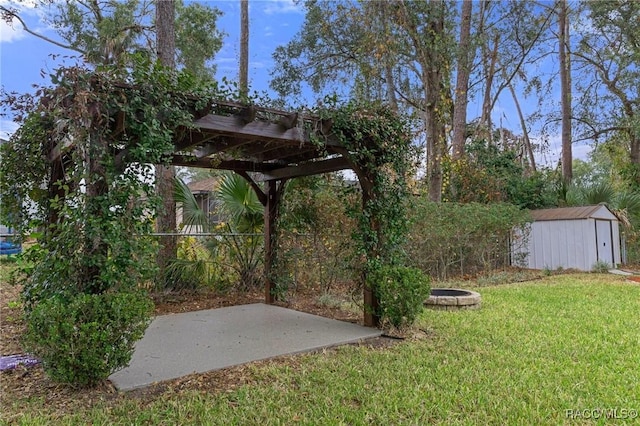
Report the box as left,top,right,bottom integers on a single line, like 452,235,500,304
4,274,640,425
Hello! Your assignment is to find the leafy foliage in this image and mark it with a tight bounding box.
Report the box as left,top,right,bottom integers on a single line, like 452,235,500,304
172,173,264,291
2,59,211,305
314,100,421,324
316,100,416,270
216,172,263,234
370,265,430,328
175,1,225,82
573,0,640,187
443,140,556,209
276,176,358,294
22,292,153,387
1,59,213,386
405,200,531,280
1,0,225,75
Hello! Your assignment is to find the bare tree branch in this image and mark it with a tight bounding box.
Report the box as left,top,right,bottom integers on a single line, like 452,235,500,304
0,6,85,54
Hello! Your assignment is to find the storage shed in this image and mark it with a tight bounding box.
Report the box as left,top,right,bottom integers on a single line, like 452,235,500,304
512,205,621,271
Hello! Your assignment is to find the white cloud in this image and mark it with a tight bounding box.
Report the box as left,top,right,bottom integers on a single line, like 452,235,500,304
0,119,19,140
0,16,25,43
216,56,237,64
0,0,58,43
262,0,303,16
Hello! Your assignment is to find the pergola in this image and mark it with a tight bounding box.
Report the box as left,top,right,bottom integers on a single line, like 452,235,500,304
167,101,380,326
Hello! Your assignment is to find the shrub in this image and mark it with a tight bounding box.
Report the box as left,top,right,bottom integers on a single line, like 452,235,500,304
591,260,610,273
371,265,431,328
22,291,153,387
405,201,530,280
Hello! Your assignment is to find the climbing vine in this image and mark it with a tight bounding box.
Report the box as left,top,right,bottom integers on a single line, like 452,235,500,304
1,57,212,303
314,100,430,326
316,100,415,269
0,57,213,385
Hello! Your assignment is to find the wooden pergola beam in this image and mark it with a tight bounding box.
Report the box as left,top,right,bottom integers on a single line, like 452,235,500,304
193,114,342,147
260,157,352,181
194,138,254,158
171,154,278,173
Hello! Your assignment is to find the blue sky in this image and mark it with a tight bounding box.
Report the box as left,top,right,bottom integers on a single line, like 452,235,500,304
0,0,590,166
0,0,306,137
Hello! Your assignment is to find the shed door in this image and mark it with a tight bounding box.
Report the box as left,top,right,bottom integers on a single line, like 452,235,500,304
595,220,614,265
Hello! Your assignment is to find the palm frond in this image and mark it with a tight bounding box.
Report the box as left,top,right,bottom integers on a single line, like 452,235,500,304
174,177,211,232
581,181,615,205
216,172,263,232
614,191,640,229
564,185,584,206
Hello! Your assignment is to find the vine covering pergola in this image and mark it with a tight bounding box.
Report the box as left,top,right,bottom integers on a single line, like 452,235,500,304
5,66,413,328
0,65,421,387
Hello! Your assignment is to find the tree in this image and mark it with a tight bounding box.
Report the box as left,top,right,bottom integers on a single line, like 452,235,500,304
451,0,473,160
175,1,224,82
271,0,454,201
155,0,178,284
558,0,572,184
1,0,224,287
1,0,153,66
475,1,554,149
1,1,224,79
239,0,249,99
572,0,640,187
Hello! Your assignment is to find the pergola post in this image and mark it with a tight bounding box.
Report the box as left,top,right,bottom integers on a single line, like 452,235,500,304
338,151,381,328
264,179,285,303
361,186,381,328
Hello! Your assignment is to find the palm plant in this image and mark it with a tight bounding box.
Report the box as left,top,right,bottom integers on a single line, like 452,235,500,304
172,173,264,291
211,172,264,290
565,181,639,225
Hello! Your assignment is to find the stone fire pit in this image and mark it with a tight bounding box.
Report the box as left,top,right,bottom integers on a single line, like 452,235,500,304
424,288,481,311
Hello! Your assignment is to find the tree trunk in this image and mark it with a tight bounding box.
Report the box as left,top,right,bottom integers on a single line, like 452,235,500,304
451,0,473,159
240,0,249,99
503,60,536,172
378,1,398,112
418,0,448,203
630,131,640,187
155,0,177,285
480,33,500,144
156,1,176,66
558,0,572,184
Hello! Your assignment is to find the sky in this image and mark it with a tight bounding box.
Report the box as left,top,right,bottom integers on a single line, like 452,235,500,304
0,0,306,136
0,0,590,167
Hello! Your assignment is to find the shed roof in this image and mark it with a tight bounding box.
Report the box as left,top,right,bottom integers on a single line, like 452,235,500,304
530,205,618,222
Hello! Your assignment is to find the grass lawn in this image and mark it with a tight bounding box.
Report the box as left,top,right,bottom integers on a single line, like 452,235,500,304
3,273,640,425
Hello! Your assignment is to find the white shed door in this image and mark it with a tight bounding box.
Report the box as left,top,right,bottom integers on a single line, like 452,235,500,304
595,220,613,265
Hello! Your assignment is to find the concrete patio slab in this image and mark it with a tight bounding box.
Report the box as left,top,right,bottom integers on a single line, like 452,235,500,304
109,303,381,391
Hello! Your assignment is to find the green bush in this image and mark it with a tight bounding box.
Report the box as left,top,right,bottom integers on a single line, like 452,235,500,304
371,265,431,328
23,291,153,387
405,201,530,280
